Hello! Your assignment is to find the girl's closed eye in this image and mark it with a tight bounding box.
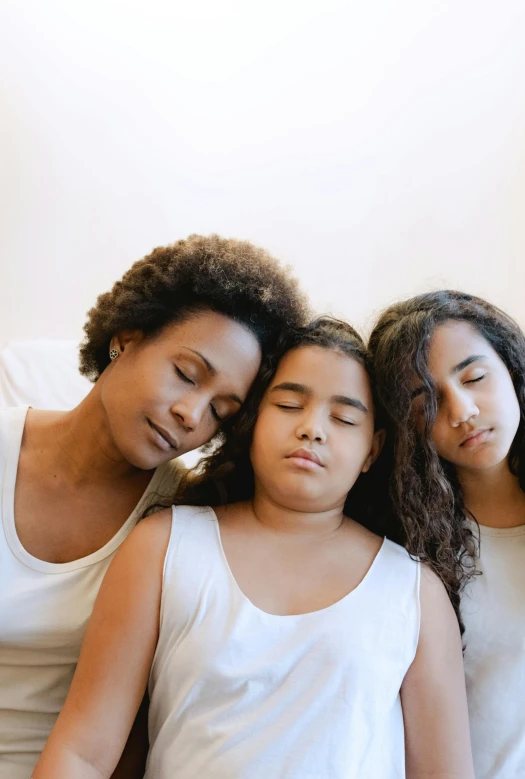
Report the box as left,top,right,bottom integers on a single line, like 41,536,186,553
275,403,302,411
333,416,356,426
464,374,486,385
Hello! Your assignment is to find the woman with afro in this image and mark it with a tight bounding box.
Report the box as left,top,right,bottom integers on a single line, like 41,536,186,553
0,234,308,779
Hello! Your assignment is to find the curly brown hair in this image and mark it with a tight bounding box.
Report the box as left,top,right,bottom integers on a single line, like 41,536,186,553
368,290,525,630
175,317,390,535
79,234,309,381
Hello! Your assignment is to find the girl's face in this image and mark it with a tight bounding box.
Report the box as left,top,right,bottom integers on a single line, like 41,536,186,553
413,320,520,473
250,345,384,513
100,310,262,469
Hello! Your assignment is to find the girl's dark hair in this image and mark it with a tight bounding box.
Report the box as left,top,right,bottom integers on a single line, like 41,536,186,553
176,317,387,532
368,290,525,628
79,234,309,381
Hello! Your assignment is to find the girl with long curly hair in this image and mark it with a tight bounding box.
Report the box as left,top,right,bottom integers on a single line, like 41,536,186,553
368,290,525,779
33,318,473,779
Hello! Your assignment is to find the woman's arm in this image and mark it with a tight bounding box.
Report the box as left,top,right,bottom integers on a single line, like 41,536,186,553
33,509,173,779
401,566,474,779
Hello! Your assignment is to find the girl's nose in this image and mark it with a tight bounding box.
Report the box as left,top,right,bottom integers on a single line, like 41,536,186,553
296,414,327,443
447,389,479,428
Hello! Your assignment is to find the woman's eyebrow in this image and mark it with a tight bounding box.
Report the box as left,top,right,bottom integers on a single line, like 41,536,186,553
184,348,217,376
183,348,242,404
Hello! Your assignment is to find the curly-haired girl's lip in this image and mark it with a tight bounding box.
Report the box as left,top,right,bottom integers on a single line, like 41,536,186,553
460,428,492,448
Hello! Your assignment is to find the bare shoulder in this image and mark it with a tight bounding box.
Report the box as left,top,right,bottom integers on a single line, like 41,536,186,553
419,563,453,609
343,516,384,554
417,563,461,647
213,501,251,525
120,507,174,562
95,508,175,605
26,408,66,424
22,408,67,442
133,506,173,535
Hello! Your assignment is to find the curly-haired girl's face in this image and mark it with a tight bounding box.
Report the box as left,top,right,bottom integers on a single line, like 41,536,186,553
412,320,520,474
250,345,383,513
100,310,261,469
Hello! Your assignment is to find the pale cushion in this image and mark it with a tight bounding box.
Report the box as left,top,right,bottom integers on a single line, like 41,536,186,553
0,340,92,410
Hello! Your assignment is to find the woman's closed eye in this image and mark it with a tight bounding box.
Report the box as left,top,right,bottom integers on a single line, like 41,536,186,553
275,403,302,410
175,366,224,423
210,404,224,423
175,365,195,385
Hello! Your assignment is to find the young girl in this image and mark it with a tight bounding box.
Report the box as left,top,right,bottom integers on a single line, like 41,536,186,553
368,290,525,779
0,234,307,779
33,318,473,779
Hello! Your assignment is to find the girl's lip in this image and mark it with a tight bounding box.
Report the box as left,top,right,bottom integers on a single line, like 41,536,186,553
460,429,492,448
286,455,323,471
286,447,324,466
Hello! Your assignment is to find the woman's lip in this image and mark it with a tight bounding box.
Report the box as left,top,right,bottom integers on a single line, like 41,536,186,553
460,429,492,448
147,419,178,451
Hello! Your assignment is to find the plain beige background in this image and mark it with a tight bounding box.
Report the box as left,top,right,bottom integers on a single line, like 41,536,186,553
1,0,524,342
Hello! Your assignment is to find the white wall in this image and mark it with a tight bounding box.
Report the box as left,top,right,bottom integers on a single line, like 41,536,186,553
1,0,525,342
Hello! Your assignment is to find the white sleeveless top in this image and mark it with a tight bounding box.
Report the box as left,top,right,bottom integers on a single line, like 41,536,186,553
0,406,182,779
146,505,421,779
462,520,525,779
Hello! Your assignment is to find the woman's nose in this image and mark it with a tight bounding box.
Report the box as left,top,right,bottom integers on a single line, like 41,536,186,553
170,393,208,431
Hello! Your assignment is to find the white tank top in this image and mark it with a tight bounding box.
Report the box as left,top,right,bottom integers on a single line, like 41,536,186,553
462,520,525,779
0,406,182,779
146,505,421,779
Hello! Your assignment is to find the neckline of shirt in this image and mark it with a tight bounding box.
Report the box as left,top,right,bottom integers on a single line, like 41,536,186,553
203,504,388,620
465,516,525,538
1,405,165,574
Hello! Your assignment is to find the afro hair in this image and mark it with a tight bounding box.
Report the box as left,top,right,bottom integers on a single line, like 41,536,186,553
79,234,310,381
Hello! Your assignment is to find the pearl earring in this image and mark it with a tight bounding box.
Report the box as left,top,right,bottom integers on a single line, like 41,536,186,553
109,349,119,360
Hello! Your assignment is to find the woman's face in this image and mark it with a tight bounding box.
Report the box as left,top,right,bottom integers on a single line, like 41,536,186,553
101,309,262,469
412,320,520,474
250,345,383,513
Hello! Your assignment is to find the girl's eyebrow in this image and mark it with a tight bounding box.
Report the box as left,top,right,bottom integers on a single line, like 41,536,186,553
411,354,487,399
332,394,368,414
451,354,486,374
270,382,368,413
271,381,310,395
